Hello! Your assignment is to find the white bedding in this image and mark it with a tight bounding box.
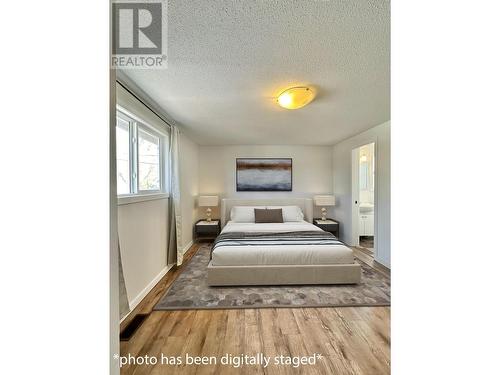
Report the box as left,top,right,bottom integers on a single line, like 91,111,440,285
221,220,321,234
212,220,355,266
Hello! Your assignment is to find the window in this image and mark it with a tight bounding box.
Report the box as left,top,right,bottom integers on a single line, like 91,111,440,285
116,110,165,196
138,128,160,191
116,116,131,195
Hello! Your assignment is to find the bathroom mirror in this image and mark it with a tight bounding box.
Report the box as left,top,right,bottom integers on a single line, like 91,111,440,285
359,144,375,192
360,162,369,190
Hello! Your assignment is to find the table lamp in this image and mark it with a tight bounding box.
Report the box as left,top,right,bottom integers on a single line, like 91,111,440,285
198,196,219,222
313,195,336,221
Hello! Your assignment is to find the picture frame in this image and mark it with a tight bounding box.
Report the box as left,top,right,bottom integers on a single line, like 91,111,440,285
236,158,293,192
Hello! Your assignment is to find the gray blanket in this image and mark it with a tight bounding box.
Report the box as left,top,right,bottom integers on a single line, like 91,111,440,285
210,231,343,260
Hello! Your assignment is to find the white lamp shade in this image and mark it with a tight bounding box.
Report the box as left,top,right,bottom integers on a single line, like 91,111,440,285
314,195,335,206
198,195,219,207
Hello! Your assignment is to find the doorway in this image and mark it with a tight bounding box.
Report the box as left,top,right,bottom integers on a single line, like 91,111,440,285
352,142,376,259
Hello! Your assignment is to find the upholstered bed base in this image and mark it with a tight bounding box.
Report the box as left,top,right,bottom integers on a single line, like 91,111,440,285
211,198,361,286
207,261,361,286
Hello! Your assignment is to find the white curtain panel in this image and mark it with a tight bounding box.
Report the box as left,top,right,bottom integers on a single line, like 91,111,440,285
167,126,183,266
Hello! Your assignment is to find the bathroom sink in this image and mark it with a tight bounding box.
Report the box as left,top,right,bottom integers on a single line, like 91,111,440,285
359,203,374,212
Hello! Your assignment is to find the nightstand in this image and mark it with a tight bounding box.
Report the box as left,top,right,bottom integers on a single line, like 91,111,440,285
313,218,339,238
194,219,221,242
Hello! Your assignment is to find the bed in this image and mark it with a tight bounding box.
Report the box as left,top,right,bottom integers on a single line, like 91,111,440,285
207,198,361,286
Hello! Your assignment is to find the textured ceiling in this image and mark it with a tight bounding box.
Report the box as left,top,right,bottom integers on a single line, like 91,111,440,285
123,0,390,145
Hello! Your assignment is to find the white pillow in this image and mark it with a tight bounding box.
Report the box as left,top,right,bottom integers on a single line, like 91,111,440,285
230,206,266,222
266,206,304,222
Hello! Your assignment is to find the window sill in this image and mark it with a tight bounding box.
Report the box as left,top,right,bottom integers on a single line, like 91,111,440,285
118,193,169,206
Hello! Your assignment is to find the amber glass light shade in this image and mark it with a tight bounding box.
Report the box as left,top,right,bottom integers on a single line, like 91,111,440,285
277,87,315,109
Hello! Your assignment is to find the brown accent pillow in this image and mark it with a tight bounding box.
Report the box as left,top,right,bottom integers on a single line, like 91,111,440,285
254,208,284,223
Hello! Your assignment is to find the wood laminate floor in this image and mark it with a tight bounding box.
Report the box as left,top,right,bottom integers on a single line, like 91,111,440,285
120,243,390,375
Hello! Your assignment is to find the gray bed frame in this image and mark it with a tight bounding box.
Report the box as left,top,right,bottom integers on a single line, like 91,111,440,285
207,198,361,286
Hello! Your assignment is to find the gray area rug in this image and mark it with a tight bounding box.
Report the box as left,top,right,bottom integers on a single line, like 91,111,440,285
155,244,390,310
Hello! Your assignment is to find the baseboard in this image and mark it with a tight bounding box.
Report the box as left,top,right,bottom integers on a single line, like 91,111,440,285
374,259,390,272
120,264,174,323
120,242,193,324
181,240,193,255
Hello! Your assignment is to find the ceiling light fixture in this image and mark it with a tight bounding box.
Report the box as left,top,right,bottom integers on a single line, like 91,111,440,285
277,86,315,110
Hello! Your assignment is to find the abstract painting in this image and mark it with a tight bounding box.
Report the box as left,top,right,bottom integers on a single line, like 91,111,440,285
236,158,292,191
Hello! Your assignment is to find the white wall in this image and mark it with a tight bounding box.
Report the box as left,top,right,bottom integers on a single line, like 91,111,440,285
179,133,199,253
116,131,199,313
118,199,170,310
332,121,391,268
116,83,173,313
198,145,335,219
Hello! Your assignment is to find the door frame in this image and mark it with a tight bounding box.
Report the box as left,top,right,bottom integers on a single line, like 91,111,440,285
351,147,360,247
351,141,377,257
